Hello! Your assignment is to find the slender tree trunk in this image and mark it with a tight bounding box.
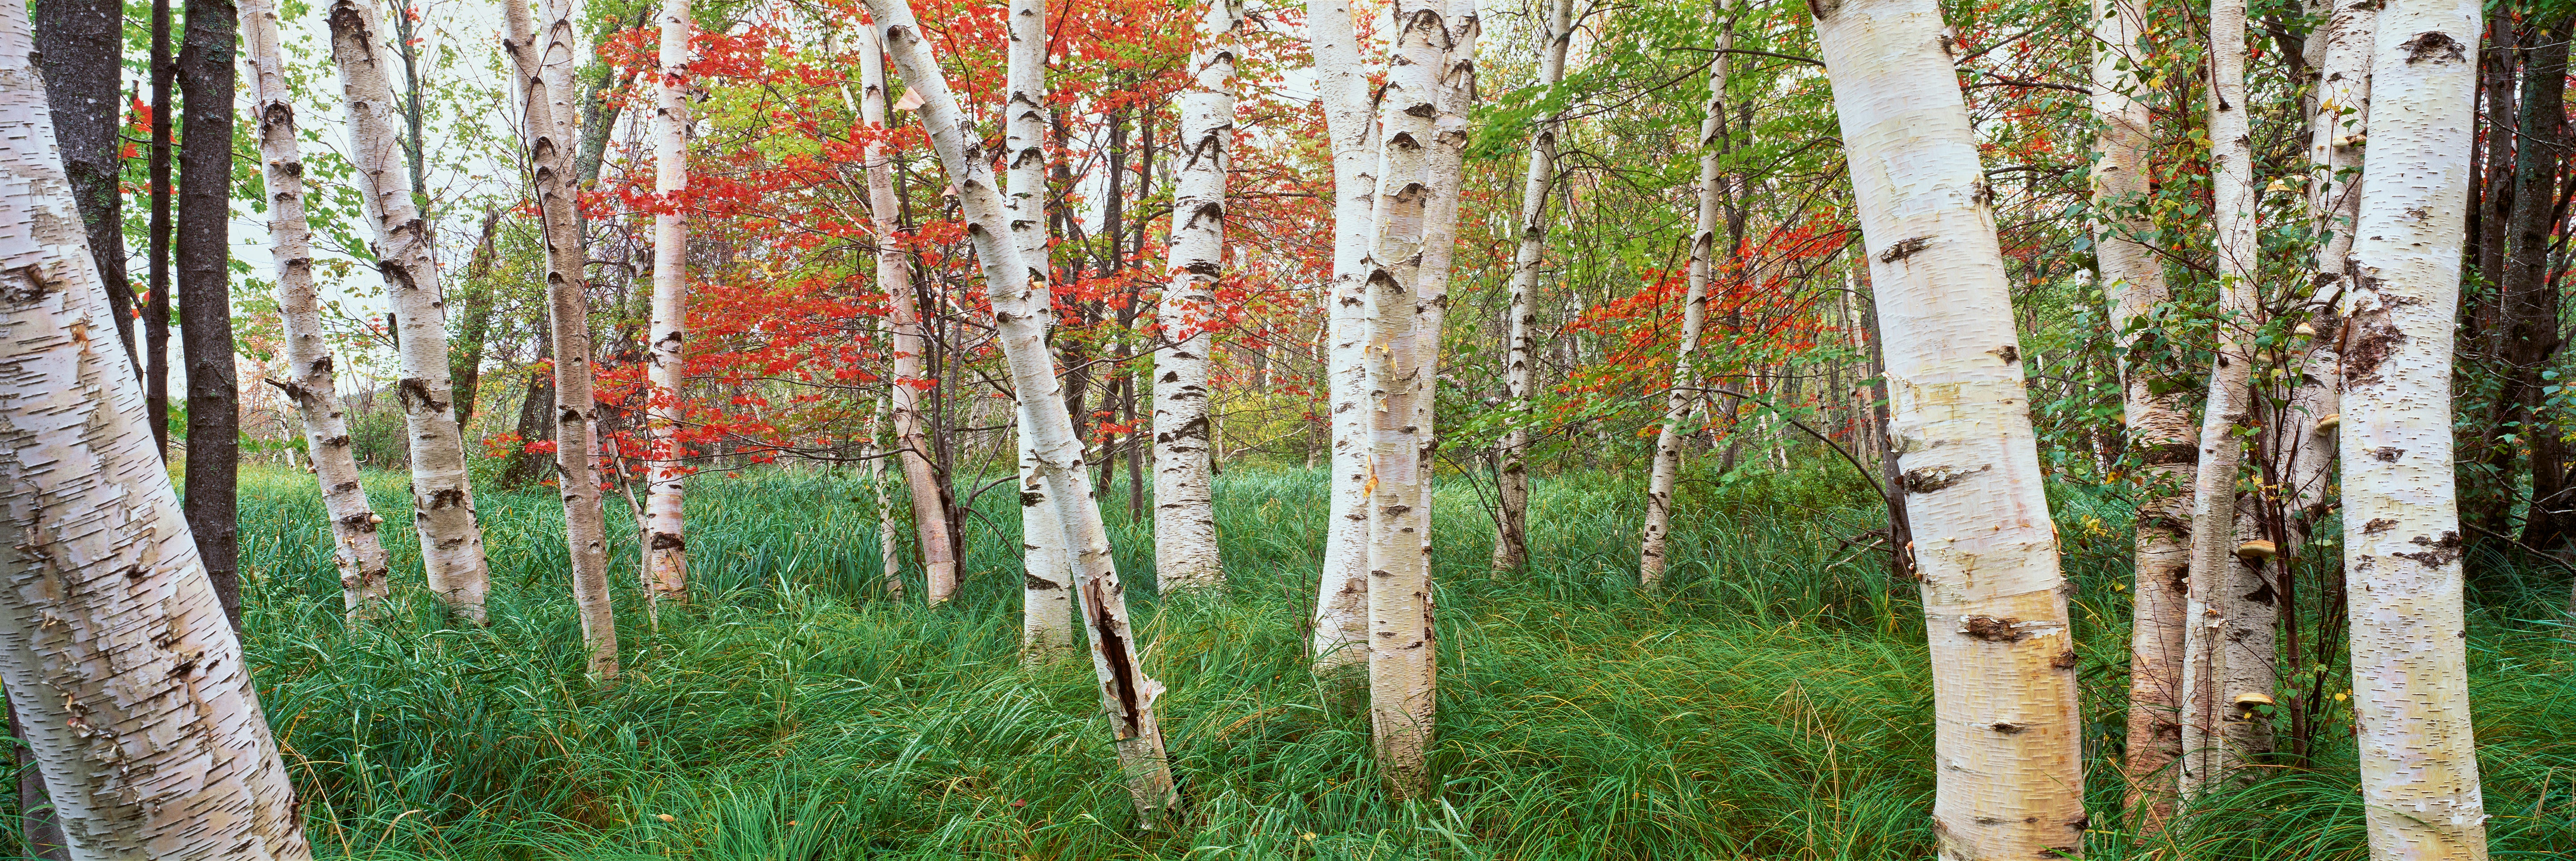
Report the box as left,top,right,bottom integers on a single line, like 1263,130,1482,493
2285,0,2375,555
503,327,557,486
1005,0,1076,651
864,0,1183,823
1642,0,1732,591
177,0,241,631
856,25,961,605
32,0,129,373
2093,0,2192,824
1410,0,1475,544
331,0,492,623
1156,0,1241,593
2342,4,2492,857
1308,0,1378,683
0,17,314,851
1808,1,2084,857
644,0,692,606
2472,13,2515,299
146,0,171,461
2479,17,2572,548
2178,0,2274,798
452,207,502,428
871,322,905,600
247,0,390,619
1360,0,1444,802
501,0,619,680
1492,0,1576,575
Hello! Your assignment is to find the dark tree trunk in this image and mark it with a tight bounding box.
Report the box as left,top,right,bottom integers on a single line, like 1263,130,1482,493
2472,14,2519,306
2500,21,2576,549
453,207,502,428
147,0,173,460
34,0,132,373
178,0,241,630
501,322,558,488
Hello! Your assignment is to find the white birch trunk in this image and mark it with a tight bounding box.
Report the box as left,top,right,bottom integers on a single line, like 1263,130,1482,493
1493,0,1578,574
1410,0,1476,538
1642,1,1731,590
502,0,619,681
1807,1,2083,856
1154,0,1241,594
2343,3,2490,857
326,0,487,622
2091,0,2193,824
855,25,958,604
2178,0,2273,797
1006,0,1076,653
644,0,691,606
2286,0,2375,547
1307,0,1379,682
245,0,388,618
0,11,314,851
870,330,905,601
864,0,1182,823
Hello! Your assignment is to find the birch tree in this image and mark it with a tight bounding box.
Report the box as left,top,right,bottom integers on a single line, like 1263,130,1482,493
0,9,313,850
246,0,388,617
863,0,1182,823
1307,0,1378,682
500,0,619,680
1006,0,1076,650
2178,0,2274,797
1491,0,1578,574
855,23,959,604
2341,2,2491,855
2281,0,2373,585
1411,0,1476,534
644,0,691,606
1806,0,2083,856
1154,0,1242,593
326,0,488,622
1640,0,1732,591
871,322,905,600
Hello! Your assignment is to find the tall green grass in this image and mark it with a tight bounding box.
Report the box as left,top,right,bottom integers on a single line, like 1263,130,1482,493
10,461,2570,859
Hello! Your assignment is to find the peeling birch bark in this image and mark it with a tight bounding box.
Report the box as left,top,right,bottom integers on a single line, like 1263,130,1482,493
864,0,1182,824
644,0,691,606
1641,0,1732,591
244,0,388,618
1005,0,1076,653
2285,0,2373,549
1308,0,1378,683
1492,0,1576,575
1806,0,2083,857
2092,0,2191,824
1155,0,1241,594
2342,2,2491,857
2178,0,2275,798
327,0,487,622
0,9,314,851
501,0,619,681
854,24,958,604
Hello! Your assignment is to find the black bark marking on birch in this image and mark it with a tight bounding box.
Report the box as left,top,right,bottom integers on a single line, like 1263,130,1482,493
2052,650,2079,670
323,434,352,448
2370,447,2404,462
1992,345,2019,364
2341,303,2405,384
1877,236,1931,263
1902,464,1989,494
1961,615,2025,641
2394,531,2464,567
1081,580,1146,735
1020,491,1045,507
2142,441,2199,466
1024,573,1060,590
1989,721,2027,734
2364,517,2397,533
2400,31,2467,64
649,532,685,551
397,377,446,412
427,488,467,509
1809,0,1841,20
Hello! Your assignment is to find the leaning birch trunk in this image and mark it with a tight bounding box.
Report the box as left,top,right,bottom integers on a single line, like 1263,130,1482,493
1154,0,1241,594
2091,0,2192,824
245,0,388,618
0,11,314,850
326,0,487,622
856,24,958,604
1491,0,1577,574
643,0,691,606
1409,0,1476,538
2178,0,2273,799
1004,0,1075,652
1641,0,1731,591
1806,0,2084,857
863,0,1183,824
1362,0,1443,803
502,0,618,681
2342,4,2491,857
1307,0,1378,683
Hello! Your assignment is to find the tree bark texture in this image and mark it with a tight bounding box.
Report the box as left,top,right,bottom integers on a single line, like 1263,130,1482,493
2341,3,2491,857
1308,0,1378,683
146,0,171,461
31,0,129,373
1642,0,1733,592
2284,0,2376,554
246,0,390,618
1491,0,1576,575
1154,0,1241,594
645,0,692,605
1004,0,1076,652
864,0,1183,824
855,24,959,606
0,13,314,850
502,0,619,681
1807,1,2084,857
177,0,240,631
870,324,905,601
1409,0,1475,549
2479,16,2571,549
331,0,494,623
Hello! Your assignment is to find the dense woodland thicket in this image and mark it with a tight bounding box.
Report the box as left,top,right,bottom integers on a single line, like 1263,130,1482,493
0,0,2571,857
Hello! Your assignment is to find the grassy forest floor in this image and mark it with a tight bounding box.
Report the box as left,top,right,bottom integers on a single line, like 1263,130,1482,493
26,462,2572,859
